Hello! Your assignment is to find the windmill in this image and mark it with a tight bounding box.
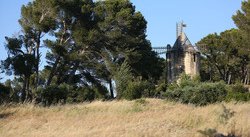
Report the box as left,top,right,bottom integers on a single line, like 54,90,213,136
152,21,200,84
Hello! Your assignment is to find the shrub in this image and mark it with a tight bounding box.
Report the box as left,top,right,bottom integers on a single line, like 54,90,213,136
229,83,249,93
225,91,250,102
0,84,10,104
35,84,70,106
34,83,107,106
140,81,155,98
122,80,155,100
177,73,200,88
164,80,227,106
66,85,106,103
77,88,96,102
155,82,166,94
224,83,250,102
114,61,133,99
122,81,143,100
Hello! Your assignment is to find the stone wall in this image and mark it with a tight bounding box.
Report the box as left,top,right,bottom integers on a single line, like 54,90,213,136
184,52,200,77
167,50,200,83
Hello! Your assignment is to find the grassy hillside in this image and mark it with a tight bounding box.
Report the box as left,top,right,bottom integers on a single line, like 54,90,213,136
0,99,250,137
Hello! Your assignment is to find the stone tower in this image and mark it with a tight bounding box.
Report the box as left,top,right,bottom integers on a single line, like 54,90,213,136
166,22,200,83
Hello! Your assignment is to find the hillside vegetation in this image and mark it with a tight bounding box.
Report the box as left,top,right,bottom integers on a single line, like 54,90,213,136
0,99,250,137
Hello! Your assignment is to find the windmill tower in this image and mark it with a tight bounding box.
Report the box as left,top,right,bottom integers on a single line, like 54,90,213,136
153,21,200,83
167,22,200,82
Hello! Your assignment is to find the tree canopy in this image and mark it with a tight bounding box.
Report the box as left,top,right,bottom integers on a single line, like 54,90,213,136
1,0,163,102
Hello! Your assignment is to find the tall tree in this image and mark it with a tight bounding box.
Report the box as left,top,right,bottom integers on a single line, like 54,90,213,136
197,29,249,84
92,0,163,96
1,36,36,102
232,0,250,84
19,0,57,88
44,0,87,86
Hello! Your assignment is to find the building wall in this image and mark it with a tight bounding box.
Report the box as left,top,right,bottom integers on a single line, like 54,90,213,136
184,52,200,77
167,50,200,83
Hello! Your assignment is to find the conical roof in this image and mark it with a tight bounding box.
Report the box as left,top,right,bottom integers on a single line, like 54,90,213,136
172,32,197,52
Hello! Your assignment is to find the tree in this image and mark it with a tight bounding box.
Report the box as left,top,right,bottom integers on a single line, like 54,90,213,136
44,0,88,86
232,0,250,84
1,36,36,102
19,0,57,89
114,61,133,98
233,0,250,37
94,0,163,79
1,0,164,102
91,0,163,97
197,29,249,84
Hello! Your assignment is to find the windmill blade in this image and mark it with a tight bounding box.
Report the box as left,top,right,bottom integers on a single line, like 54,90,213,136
152,46,168,55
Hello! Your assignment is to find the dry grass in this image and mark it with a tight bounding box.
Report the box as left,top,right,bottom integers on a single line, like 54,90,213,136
0,99,250,137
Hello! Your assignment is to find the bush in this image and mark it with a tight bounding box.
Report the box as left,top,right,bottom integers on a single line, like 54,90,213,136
155,82,166,93
122,81,143,100
229,83,249,93
195,82,227,105
224,83,250,102
34,83,108,106
35,84,70,106
114,61,133,99
122,80,155,100
225,91,250,102
67,86,103,103
164,80,227,106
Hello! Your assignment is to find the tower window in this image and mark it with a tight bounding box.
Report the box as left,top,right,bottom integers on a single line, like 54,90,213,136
193,54,196,62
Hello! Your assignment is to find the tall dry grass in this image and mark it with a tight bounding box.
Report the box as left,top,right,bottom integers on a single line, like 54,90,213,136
0,99,250,137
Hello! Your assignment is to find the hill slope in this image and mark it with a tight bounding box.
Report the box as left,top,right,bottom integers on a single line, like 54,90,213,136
0,99,250,137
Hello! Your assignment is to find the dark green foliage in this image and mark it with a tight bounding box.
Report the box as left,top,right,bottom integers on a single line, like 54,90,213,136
225,91,250,102
94,0,163,82
37,84,68,106
34,83,106,106
225,84,250,102
114,61,133,99
1,0,165,104
164,76,227,106
4,0,250,105
122,81,143,100
155,82,166,96
122,80,155,100
73,88,96,102
140,81,155,98
67,86,105,103
229,83,249,93
233,0,250,35
197,29,250,84
191,82,227,105
198,0,250,84
1,36,37,102
114,61,155,100
0,84,10,104
164,75,250,105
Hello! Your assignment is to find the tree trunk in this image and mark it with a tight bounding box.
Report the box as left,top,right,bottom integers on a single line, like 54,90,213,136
21,77,27,103
109,78,114,98
244,69,248,85
227,73,231,85
35,32,42,89
25,76,32,102
47,56,60,86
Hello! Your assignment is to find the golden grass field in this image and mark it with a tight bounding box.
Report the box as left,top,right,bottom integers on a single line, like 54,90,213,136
0,99,250,137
